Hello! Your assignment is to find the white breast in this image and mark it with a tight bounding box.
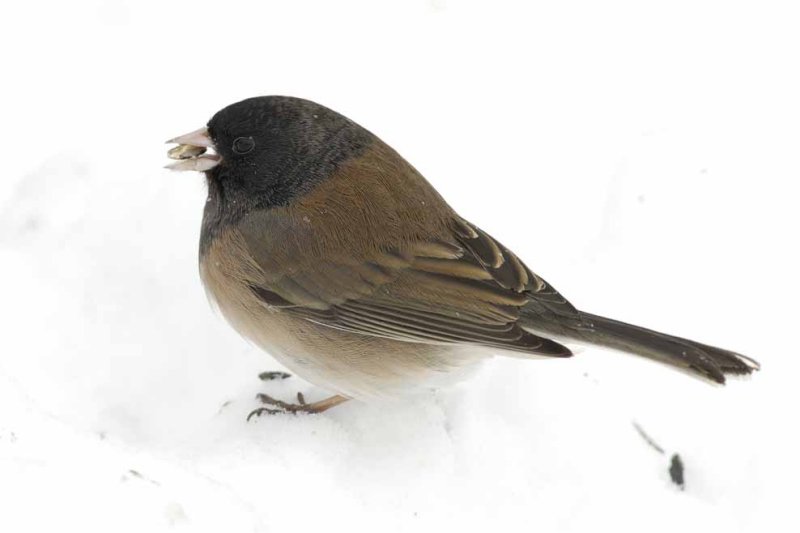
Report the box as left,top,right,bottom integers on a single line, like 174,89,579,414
200,240,488,400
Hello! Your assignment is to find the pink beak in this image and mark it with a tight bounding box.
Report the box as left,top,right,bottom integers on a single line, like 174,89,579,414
165,127,221,171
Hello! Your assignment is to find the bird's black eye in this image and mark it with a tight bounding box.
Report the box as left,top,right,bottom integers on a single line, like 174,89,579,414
232,136,255,154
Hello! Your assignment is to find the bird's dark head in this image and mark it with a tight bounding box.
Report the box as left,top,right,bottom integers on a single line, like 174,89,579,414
167,96,373,249
205,96,374,198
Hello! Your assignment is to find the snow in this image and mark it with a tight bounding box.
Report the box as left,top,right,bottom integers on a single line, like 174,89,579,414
2,1,799,531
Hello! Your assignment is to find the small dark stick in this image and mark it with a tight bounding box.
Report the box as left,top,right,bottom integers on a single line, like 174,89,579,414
632,421,686,490
632,422,665,454
258,371,292,381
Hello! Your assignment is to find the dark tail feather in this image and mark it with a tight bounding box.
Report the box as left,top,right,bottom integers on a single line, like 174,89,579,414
570,312,759,383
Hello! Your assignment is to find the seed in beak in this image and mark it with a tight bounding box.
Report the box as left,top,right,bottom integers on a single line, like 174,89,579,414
168,144,207,160
165,126,220,172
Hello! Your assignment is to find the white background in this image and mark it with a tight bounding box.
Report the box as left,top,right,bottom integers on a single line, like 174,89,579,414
1,1,798,531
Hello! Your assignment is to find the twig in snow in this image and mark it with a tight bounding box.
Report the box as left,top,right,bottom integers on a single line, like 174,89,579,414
632,421,665,454
632,421,685,490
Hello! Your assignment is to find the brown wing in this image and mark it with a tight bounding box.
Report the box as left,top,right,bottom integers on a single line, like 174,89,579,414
232,138,577,357
241,211,572,357
449,218,585,329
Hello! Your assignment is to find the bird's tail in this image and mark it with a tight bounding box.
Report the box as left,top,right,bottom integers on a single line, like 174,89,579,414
542,311,759,384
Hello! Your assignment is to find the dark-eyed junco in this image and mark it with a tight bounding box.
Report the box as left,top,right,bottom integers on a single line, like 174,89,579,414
167,96,759,416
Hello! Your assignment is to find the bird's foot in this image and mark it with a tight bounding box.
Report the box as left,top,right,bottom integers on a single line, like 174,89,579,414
247,392,349,420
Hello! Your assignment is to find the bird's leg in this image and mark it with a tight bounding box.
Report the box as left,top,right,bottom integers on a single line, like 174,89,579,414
247,393,349,420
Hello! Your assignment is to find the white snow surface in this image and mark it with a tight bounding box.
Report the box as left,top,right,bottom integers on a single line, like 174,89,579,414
2,1,799,532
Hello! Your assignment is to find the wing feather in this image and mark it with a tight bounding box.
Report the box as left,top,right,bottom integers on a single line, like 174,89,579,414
245,217,575,357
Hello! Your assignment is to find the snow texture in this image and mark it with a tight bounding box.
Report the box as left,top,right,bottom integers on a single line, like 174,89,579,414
1,1,799,532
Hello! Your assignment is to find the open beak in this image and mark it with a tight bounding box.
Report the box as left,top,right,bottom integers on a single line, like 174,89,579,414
165,127,221,171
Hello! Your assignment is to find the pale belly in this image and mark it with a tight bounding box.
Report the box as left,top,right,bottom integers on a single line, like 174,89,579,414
225,300,487,399
201,265,486,400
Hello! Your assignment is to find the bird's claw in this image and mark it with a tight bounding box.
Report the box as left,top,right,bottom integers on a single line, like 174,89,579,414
247,371,311,419
249,392,313,417
247,407,284,420
247,392,349,420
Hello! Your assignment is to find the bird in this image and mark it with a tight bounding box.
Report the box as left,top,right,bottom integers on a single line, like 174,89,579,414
166,96,759,416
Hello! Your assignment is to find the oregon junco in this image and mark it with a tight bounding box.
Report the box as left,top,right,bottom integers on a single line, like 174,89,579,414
167,96,759,416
